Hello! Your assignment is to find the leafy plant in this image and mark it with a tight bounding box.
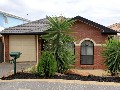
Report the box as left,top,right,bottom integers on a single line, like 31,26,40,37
37,51,57,77
57,48,75,73
41,16,75,73
102,38,120,76
26,65,37,74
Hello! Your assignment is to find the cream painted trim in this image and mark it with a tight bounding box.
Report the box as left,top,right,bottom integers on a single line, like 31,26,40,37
36,35,39,64
74,38,103,46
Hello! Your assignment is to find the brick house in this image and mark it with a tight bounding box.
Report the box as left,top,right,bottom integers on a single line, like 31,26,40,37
0,16,118,69
108,22,120,40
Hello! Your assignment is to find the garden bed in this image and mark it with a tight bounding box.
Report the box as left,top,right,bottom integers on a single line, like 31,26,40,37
1,72,120,83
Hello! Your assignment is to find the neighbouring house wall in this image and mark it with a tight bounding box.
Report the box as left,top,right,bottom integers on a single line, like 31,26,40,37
0,13,29,29
108,24,120,41
113,35,120,40
72,21,108,69
4,17,27,28
0,14,5,27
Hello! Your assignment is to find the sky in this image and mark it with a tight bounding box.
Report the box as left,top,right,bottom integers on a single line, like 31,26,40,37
0,0,120,26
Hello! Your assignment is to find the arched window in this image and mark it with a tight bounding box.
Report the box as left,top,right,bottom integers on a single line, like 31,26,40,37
80,40,94,65
66,42,75,54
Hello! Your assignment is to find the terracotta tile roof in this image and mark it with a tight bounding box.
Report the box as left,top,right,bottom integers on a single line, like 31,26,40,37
0,18,50,34
0,16,118,35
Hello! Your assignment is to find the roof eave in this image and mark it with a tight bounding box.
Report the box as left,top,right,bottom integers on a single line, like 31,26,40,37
0,32,47,35
101,29,118,35
101,32,117,35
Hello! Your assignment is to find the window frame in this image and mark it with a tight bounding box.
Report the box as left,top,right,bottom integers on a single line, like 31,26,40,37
67,42,75,55
80,40,94,65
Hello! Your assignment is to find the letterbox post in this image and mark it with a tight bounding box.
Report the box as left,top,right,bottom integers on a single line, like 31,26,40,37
14,57,17,74
10,52,22,75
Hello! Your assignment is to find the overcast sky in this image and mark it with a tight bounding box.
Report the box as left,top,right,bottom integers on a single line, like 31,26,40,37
1,0,120,26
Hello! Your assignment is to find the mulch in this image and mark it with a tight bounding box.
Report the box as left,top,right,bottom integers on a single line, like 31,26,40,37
1,72,120,83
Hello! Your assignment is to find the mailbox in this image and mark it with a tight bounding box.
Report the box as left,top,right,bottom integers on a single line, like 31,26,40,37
10,52,22,59
9,52,22,74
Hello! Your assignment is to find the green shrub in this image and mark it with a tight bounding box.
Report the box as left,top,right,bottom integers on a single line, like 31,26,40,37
102,38,120,76
26,65,37,74
56,48,75,73
37,51,57,77
41,16,75,73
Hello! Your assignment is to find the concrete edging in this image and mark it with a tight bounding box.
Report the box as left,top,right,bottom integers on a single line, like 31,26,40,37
0,79,120,86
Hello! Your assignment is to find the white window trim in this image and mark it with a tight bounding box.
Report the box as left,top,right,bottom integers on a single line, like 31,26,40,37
74,38,102,46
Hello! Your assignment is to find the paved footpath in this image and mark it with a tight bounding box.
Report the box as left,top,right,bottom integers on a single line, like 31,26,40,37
0,62,36,77
0,79,120,90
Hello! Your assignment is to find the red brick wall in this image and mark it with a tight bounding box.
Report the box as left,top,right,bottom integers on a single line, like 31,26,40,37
72,21,107,69
0,37,3,62
94,46,105,69
4,35,9,62
72,21,108,44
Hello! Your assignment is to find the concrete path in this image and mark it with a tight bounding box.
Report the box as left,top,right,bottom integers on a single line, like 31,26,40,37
0,62,36,77
0,79,120,90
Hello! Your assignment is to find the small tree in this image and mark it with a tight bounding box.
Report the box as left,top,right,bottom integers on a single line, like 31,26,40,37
42,16,75,73
37,51,57,77
102,38,120,76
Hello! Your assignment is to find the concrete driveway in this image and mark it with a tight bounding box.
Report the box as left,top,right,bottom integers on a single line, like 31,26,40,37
0,62,36,77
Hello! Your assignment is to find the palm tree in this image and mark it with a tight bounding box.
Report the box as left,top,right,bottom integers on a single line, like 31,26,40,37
42,16,75,73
